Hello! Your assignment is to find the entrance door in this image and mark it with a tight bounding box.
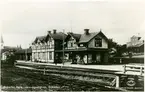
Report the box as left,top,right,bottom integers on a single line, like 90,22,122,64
96,54,101,63
83,55,87,64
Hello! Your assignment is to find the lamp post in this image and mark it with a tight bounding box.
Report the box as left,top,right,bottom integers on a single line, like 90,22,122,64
25,48,27,62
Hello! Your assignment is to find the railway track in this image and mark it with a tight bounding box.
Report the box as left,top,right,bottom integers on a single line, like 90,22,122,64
11,68,119,91
15,62,143,91
14,62,123,90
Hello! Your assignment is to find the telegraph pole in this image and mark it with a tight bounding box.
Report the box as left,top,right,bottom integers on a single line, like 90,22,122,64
62,29,65,65
45,42,47,63
70,20,72,32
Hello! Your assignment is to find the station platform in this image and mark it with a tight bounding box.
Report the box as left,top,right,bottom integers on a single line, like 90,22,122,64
16,60,124,72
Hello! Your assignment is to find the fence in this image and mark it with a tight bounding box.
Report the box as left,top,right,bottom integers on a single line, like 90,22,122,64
109,57,144,64
123,64,144,75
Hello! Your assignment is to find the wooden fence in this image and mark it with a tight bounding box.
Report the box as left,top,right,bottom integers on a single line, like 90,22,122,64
123,64,144,75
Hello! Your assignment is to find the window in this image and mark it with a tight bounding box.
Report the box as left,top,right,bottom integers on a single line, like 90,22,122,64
95,38,102,47
68,38,74,48
70,42,73,47
49,52,52,60
80,44,84,47
33,52,35,59
38,52,40,59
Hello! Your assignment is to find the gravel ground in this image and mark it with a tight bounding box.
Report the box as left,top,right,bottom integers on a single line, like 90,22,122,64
1,63,120,91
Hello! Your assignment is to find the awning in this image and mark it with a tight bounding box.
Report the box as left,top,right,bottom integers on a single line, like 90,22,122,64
55,48,108,52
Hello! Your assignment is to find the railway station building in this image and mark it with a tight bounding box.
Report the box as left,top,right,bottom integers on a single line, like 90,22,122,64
31,29,109,64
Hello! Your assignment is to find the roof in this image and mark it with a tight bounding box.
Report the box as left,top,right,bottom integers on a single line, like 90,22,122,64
131,35,144,41
34,35,47,43
1,46,20,53
33,32,67,44
3,46,19,50
48,32,67,40
67,32,81,41
32,30,108,44
130,43,144,47
79,32,99,43
79,31,108,44
55,48,108,52
15,48,32,54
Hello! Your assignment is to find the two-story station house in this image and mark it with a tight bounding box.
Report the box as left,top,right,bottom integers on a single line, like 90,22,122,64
32,29,109,64
55,29,109,64
31,30,67,63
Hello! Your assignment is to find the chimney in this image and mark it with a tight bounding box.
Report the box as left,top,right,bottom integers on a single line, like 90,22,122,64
48,31,51,34
53,29,57,34
84,29,89,35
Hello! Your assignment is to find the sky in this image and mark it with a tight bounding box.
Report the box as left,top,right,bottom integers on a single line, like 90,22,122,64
0,0,145,48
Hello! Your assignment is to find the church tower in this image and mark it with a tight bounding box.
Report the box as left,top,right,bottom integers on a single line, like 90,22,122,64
1,35,4,49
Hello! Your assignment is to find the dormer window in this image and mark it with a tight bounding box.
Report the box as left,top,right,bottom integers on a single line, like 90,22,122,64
95,38,102,47
68,37,75,48
49,39,52,42
80,44,84,47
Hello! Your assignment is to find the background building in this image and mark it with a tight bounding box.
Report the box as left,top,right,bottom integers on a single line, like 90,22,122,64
127,35,144,54
15,48,32,61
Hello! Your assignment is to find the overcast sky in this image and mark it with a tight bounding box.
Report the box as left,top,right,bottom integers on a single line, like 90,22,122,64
1,0,145,48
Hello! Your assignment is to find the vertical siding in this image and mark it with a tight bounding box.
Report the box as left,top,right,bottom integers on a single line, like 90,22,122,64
31,38,55,62
67,36,78,49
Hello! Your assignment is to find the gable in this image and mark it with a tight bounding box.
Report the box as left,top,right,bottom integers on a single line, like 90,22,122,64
37,39,41,43
88,33,108,48
79,31,108,44
90,32,108,43
34,35,47,44
68,36,75,41
79,32,99,43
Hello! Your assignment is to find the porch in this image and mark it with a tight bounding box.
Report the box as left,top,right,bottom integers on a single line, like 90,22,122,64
54,48,108,65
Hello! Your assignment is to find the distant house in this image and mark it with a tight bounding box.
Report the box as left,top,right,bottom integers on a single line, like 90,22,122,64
55,29,109,64
1,36,20,61
127,35,144,54
15,48,32,61
1,46,20,61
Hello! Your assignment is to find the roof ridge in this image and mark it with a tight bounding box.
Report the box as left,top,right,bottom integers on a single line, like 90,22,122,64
36,35,47,38
79,31,100,43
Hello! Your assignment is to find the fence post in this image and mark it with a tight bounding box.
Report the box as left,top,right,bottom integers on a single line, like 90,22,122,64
123,65,126,73
120,59,122,64
14,62,16,67
116,76,120,88
140,67,143,75
44,68,45,75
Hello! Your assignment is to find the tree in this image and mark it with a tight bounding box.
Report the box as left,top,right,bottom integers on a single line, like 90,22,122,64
6,52,16,66
108,39,127,57
108,39,118,49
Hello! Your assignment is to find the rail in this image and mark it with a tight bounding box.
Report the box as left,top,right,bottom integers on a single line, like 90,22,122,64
123,64,144,75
